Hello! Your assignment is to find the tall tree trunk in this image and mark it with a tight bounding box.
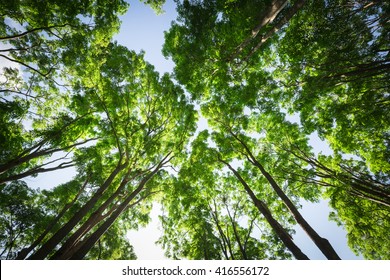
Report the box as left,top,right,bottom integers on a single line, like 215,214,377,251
220,158,309,260
67,154,172,259
50,168,137,259
230,132,341,260
291,148,390,207
28,161,127,259
15,177,89,259
209,203,230,259
225,203,247,259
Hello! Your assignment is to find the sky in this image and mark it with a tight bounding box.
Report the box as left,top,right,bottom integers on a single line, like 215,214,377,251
7,0,362,260
112,0,363,260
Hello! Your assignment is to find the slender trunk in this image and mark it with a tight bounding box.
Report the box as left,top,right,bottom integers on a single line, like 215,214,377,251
202,232,210,259
67,175,150,259
51,169,134,259
15,177,89,259
224,226,235,260
327,61,390,80
209,205,230,259
301,149,390,206
225,204,247,259
350,189,390,207
252,159,340,259
288,147,390,208
28,161,127,259
220,158,309,260
67,154,172,259
57,205,114,260
59,192,150,260
230,132,340,260
243,218,256,253
349,181,390,205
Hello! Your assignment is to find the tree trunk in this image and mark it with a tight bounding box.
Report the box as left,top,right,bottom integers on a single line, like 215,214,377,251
232,0,288,59
27,161,127,259
230,132,340,260
225,204,247,259
245,0,306,61
51,169,135,259
68,174,155,259
209,203,231,260
66,154,172,259
15,177,89,259
220,158,309,260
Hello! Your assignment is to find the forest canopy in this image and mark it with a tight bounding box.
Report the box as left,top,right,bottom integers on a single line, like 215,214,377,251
0,0,389,260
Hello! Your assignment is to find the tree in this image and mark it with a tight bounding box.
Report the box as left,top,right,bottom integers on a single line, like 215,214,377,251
276,0,390,172
159,147,293,260
22,43,196,259
85,220,137,260
282,147,390,208
159,130,311,259
0,181,47,259
327,186,390,259
163,0,389,172
0,0,129,189
2,0,389,260
162,0,389,259
163,0,305,98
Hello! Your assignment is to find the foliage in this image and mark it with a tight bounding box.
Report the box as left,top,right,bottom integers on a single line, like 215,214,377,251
1,0,389,260
0,181,47,259
277,0,390,173
327,187,390,259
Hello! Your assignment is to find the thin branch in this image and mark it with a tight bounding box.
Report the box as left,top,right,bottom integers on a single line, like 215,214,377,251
0,54,54,78
0,24,76,41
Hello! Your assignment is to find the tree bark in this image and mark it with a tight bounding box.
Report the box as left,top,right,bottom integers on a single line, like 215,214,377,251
51,168,138,259
27,160,127,259
290,147,390,207
230,132,341,259
209,203,231,259
225,203,248,259
232,0,288,59
244,0,306,61
15,177,89,259
220,158,309,260
67,154,172,259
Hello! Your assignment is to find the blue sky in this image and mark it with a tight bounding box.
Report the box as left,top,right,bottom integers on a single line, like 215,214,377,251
114,0,362,260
